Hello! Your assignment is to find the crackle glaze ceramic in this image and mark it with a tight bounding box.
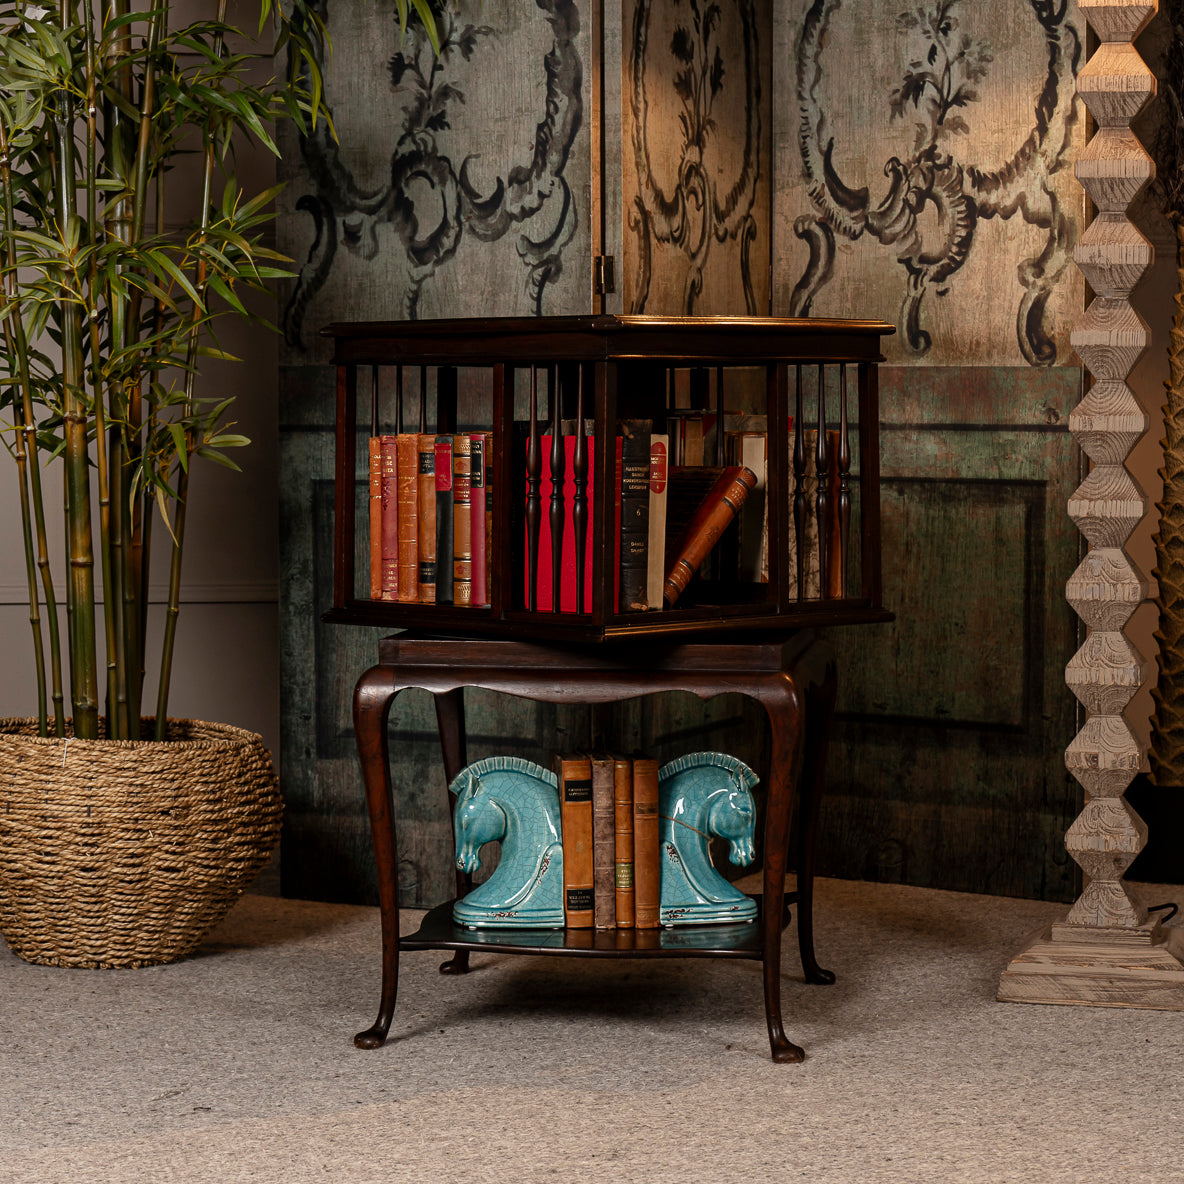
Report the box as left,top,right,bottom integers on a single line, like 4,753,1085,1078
450,756,564,929
658,751,758,926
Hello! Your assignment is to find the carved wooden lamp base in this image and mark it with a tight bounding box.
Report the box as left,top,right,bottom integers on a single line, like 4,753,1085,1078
998,920,1184,1009
997,0,1184,1012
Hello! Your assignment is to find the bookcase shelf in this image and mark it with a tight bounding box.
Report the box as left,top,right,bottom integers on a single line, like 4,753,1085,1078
324,314,896,641
328,317,896,1062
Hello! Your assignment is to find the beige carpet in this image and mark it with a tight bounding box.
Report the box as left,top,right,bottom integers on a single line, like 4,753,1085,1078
3,876,1183,1184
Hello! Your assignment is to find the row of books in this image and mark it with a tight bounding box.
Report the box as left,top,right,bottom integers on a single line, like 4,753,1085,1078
368,422,760,613
535,419,758,614
367,432,493,606
555,752,662,930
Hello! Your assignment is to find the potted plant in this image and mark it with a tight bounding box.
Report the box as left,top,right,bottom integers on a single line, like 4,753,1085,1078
0,0,356,967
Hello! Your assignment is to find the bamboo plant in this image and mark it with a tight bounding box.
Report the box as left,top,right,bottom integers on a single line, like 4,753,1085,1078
0,0,439,744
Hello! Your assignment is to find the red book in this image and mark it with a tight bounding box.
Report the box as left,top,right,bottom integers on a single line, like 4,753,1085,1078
526,433,595,613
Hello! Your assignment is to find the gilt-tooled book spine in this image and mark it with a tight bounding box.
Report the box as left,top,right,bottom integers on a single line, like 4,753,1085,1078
662,465,757,607
483,431,494,607
646,434,668,610
470,432,488,608
452,433,472,606
396,434,419,603
590,754,617,929
632,756,660,929
416,433,437,603
368,436,382,599
618,420,652,612
434,435,454,605
557,753,594,928
613,755,635,929
379,435,398,601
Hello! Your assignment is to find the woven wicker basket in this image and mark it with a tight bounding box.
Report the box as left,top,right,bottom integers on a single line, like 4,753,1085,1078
0,718,282,968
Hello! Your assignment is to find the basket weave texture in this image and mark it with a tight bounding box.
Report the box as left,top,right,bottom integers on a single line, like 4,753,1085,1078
0,718,282,968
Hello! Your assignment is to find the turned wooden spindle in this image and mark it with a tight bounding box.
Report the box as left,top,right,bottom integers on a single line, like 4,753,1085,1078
999,0,1184,1007
836,364,851,600
815,365,830,599
549,365,565,613
525,365,542,613
793,363,807,603
572,366,588,612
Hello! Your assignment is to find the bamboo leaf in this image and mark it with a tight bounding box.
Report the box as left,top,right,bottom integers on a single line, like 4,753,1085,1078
193,445,242,471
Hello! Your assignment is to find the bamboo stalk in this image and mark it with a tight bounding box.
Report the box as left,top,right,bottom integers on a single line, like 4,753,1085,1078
50,0,98,737
82,7,123,737
6,357,48,735
0,120,64,736
155,0,230,737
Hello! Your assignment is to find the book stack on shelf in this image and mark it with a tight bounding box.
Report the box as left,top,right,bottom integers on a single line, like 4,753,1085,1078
554,753,663,931
368,431,493,607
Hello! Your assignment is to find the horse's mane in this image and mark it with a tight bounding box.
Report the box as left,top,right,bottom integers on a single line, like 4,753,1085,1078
658,751,758,791
448,755,558,798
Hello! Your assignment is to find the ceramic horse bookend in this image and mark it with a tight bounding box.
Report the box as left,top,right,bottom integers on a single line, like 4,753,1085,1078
449,756,565,929
658,752,759,926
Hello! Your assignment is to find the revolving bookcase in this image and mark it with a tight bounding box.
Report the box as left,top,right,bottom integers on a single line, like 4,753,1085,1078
325,315,895,1061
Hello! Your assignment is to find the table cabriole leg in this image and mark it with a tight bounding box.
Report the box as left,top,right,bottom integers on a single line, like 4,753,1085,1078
353,666,402,1049
760,669,807,1063
434,687,472,976
794,641,837,986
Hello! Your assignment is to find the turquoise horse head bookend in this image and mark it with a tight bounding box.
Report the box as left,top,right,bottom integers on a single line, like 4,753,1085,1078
658,752,759,926
449,756,565,929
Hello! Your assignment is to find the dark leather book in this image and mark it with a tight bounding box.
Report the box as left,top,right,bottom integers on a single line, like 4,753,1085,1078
632,756,661,929
663,465,758,607
590,754,617,929
470,432,488,608
434,435,454,605
557,753,594,928
618,419,652,611
416,433,437,603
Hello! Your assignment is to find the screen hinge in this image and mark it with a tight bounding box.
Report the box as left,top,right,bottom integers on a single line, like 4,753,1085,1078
593,254,616,296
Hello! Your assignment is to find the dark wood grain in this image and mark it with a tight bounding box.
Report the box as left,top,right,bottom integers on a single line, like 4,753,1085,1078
349,630,838,1061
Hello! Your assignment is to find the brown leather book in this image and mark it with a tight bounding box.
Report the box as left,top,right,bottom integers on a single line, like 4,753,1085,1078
662,465,757,607
396,434,419,603
590,754,616,929
452,433,472,606
415,433,437,602
367,435,382,599
612,755,634,928
379,435,399,601
632,756,661,929
557,753,594,928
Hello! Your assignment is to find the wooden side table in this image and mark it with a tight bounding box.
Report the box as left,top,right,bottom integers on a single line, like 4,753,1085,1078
351,629,838,1062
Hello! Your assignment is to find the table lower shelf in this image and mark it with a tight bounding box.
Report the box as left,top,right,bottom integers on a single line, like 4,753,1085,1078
402,901,764,959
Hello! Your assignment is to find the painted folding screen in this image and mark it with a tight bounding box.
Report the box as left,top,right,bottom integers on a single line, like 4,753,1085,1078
772,0,1087,899
276,0,594,903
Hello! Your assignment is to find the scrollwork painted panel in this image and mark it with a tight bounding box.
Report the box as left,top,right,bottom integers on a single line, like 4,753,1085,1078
278,0,591,363
773,0,1085,366
622,0,772,315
